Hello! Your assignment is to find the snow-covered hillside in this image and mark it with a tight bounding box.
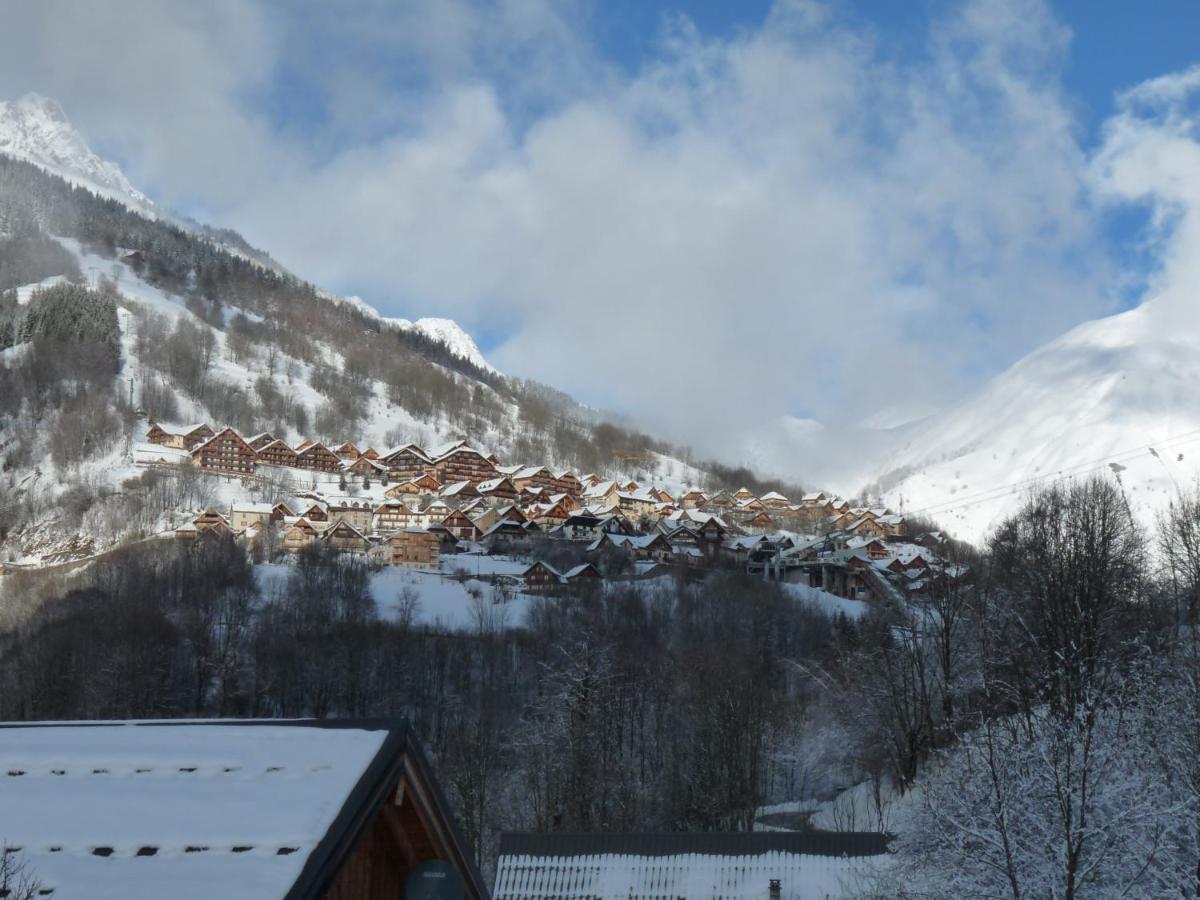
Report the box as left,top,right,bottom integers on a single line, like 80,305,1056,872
862,298,1200,542
336,295,496,374
0,93,153,215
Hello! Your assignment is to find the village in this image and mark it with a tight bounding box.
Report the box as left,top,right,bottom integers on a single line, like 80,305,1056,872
142,421,963,605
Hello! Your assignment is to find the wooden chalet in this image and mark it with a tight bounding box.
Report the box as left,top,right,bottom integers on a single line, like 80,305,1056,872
680,489,707,509
430,446,498,485
563,562,602,587
191,428,257,476
388,528,441,569
741,510,777,532
512,465,556,493
147,422,215,450
299,501,330,523
440,480,482,506
256,439,300,469
321,520,372,554
347,455,388,479
847,516,887,538
246,431,278,453
229,502,288,531
522,560,564,594
439,509,482,542
333,441,361,461
296,442,343,473
733,486,756,502
477,476,519,504
361,447,380,460
528,499,572,528
381,444,435,481
374,501,416,533
282,517,321,551
553,470,583,497
0,720,489,900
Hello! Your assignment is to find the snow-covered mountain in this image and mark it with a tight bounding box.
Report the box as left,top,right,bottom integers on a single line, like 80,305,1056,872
0,93,154,215
855,298,1200,542
336,295,496,374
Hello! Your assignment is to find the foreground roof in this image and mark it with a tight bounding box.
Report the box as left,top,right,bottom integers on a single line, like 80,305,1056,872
0,719,488,900
493,832,890,900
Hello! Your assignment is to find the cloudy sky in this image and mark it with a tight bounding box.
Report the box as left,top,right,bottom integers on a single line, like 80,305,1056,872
3,0,1200,463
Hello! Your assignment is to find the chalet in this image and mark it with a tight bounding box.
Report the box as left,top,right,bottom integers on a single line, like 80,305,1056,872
191,427,257,476
512,465,556,492
255,439,300,469
361,447,380,460
296,442,343,474
282,517,320,552
552,469,583,497
380,444,434,482
374,500,416,533
558,511,604,542
705,490,737,512
230,502,284,531
295,437,318,453
527,499,572,529
0,720,489,900
385,473,442,499
480,519,532,552
147,421,214,450
877,513,906,537
733,486,757,502
590,532,674,564
347,455,387,479
652,487,675,504
299,501,330,523
326,501,373,532
680,489,707,509
801,491,828,506
192,507,231,532
847,516,887,538
477,476,520,504
321,519,372,554
388,528,441,569
562,562,602,587
439,510,482,542
741,510,777,533
441,480,481,506
430,446,498,485
522,560,563,594
493,831,887,900
411,500,452,528
616,491,658,520
245,431,277,452
760,490,790,509
333,440,361,461
583,480,619,511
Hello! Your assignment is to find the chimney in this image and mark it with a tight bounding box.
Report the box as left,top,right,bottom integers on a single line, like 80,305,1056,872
769,878,782,900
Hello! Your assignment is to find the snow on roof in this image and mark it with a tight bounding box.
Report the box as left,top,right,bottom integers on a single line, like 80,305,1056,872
476,477,511,493
585,480,616,497
761,491,788,501
493,832,889,900
0,721,388,900
514,465,546,479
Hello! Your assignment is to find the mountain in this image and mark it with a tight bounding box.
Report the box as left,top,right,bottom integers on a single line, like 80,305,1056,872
854,298,1200,542
0,94,153,214
335,295,496,374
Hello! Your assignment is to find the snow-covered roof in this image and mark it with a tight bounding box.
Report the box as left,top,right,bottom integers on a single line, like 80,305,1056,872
231,502,276,515
761,491,788,501
493,832,889,900
0,721,392,900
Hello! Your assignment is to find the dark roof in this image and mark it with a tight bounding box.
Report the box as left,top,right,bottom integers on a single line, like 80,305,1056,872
498,831,890,859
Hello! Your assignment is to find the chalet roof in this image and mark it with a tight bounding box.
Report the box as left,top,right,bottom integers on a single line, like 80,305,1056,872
513,465,548,480
440,481,477,497
563,563,598,579
246,432,274,444
0,719,487,900
378,443,432,463
760,491,788,501
584,480,617,497
258,439,296,454
477,477,514,493
495,464,523,476
151,421,211,437
494,831,888,900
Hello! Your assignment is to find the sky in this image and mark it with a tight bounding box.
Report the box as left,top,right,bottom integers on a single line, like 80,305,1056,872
2,0,1200,466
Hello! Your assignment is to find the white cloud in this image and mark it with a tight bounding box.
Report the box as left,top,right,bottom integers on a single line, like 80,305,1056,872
0,0,1119,463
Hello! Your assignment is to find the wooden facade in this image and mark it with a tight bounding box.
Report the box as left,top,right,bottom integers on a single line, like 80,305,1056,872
388,528,441,568
374,501,416,532
255,439,299,468
439,510,481,542
191,427,257,476
381,445,434,482
297,442,344,473
321,520,371,553
148,422,214,450
477,476,519,504
431,448,498,485
523,561,563,594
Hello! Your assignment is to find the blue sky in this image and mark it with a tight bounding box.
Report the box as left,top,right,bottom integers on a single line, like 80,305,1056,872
5,0,1200,460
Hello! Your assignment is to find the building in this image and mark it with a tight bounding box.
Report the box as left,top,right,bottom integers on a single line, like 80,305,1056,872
245,431,278,453
493,831,888,900
191,427,257,476
522,560,563,594
430,446,498,485
296,442,343,474
373,500,416,533
439,509,482,542
477,476,519,505
229,502,290,531
380,444,435,482
321,519,372,553
387,528,441,568
0,719,489,900
333,440,361,460
256,439,300,469
347,455,387,479
146,422,214,450
326,501,373,532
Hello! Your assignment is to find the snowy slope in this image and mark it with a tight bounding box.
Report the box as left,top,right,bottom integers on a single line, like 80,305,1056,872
0,93,154,214
863,298,1200,542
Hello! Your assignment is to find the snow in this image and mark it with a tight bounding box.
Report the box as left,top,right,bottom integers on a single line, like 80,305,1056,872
13,274,70,305
334,295,499,375
0,94,155,215
781,581,868,619
493,849,883,899
0,721,386,900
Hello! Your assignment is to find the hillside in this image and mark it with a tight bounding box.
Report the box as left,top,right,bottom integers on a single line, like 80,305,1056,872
0,98,806,561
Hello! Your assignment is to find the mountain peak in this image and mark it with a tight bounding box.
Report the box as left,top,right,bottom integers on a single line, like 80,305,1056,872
0,92,153,213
